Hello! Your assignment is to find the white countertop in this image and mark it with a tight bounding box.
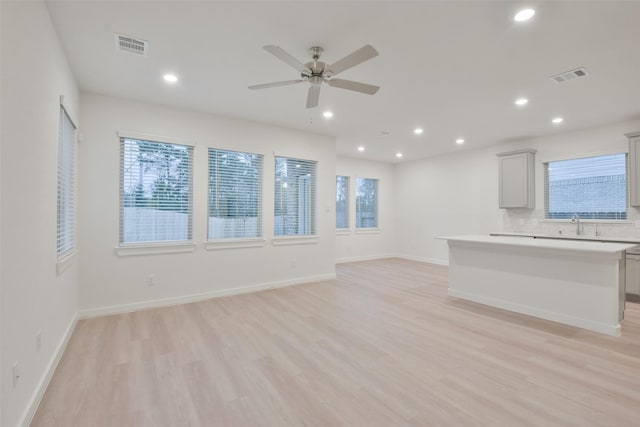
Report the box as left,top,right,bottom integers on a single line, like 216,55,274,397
438,234,637,254
490,231,640,245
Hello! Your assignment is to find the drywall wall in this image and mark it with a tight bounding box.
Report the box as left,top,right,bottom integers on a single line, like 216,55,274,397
395,118,640,265
78,92,336,314
395,143,501,265
1,1,79,426
336,156,396,262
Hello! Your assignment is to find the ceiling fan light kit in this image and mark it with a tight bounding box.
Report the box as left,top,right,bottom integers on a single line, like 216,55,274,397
249,44,380,109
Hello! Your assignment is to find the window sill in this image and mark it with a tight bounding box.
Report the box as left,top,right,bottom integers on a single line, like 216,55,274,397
355,228,381,234
336,229,352,236
542,219,631,224
205,238,266,250
271,235,319,246
56,250,77,275
115,242,197,257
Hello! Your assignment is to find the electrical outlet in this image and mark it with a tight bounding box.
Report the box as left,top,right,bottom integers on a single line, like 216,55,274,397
146,274,156,286
13,362,20,388
36,331,42,352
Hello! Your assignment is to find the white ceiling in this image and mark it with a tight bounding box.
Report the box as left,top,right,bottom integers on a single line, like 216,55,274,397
45,0,640,163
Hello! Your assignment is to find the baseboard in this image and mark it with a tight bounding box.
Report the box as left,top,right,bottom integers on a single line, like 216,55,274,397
20,312,79,427
395,254,449,266
336,253,395,264
448,288,621,337
78,272,337,318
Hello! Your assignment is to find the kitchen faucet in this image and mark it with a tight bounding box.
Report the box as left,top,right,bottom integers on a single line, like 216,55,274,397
571,213,584,235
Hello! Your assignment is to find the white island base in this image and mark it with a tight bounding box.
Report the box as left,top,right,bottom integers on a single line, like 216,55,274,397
440,235,636,336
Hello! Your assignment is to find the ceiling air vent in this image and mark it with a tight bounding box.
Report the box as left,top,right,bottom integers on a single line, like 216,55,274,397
550,67,589,84
115,33,148,56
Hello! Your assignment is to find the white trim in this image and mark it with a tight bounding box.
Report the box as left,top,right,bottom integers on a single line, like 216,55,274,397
396,254,449,266
336,254,394,264
115,242,197,257
354,227,381,234
205,238,266,250
78,273,336,318
336,229,352,236
447,289,620,337
271,235,319,246
117,130,195,147
19,313,79,427
56,250,77,275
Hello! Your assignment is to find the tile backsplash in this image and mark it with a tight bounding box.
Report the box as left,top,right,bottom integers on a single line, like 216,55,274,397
503,208,640,239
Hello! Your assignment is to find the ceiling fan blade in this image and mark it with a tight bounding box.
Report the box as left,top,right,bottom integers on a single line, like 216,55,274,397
248,80,304,90
326,44,378,76
326,78,380,95
263,45,311,74
306,85,320,109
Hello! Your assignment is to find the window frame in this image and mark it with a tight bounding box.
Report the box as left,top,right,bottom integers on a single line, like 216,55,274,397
273,156,318,240
355,177,379,230
56,101,77,263
207,147,264,243
543,152,628,222
118,133,195,251
336,175,350,230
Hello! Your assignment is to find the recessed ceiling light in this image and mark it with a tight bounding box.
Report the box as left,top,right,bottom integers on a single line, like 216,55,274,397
323,111,334,118
456,138,465,144
396,152,403,158
552,117,564,124
357,146,365,152
514,9,535,22
163,73,178,83
414,128,424,135
515,98,528,106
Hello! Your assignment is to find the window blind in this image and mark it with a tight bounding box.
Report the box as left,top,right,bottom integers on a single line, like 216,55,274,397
544,153,627,220
57,107,76,257
120,138,193,244
208,148,263,239
336,175,349,229
356,177,378,228
274,156,317,236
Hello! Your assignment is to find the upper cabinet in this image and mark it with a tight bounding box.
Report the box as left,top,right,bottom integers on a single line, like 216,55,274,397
627,132,640,207
497,149,536,209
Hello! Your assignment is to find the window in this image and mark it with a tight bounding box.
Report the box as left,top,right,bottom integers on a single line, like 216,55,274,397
208,148,263,239
544,153,627,220
336,175,349,229
274,156,316,236
356,177,378,228
120,138,193,244
57,107,76,257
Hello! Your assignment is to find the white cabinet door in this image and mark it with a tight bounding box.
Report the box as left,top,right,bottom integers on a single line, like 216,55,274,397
627,256,640,295
498,150,535,209
628,134,640,207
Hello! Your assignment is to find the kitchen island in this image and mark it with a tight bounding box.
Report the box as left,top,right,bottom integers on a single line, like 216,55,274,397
439,235,636,336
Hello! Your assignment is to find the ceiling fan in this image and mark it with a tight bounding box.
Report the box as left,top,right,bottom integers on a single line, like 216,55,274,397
249,44,380,109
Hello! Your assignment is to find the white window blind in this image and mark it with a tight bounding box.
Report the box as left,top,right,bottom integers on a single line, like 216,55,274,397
336,175,349,229
356,177,378,228
120,138,193,244
208,148,263,239
544,153,627,220
57,107,76,257
274,156,317,236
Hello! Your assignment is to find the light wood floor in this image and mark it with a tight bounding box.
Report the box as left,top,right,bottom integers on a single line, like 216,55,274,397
32,258,640,426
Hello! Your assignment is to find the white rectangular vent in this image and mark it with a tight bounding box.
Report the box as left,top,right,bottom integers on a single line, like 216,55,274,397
115,33,148,56
550,67,589,84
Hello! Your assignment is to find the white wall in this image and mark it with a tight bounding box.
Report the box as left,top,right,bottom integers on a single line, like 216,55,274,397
0,1,79,426
335,156,396,262
395,118,640,265
78,92,336,314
